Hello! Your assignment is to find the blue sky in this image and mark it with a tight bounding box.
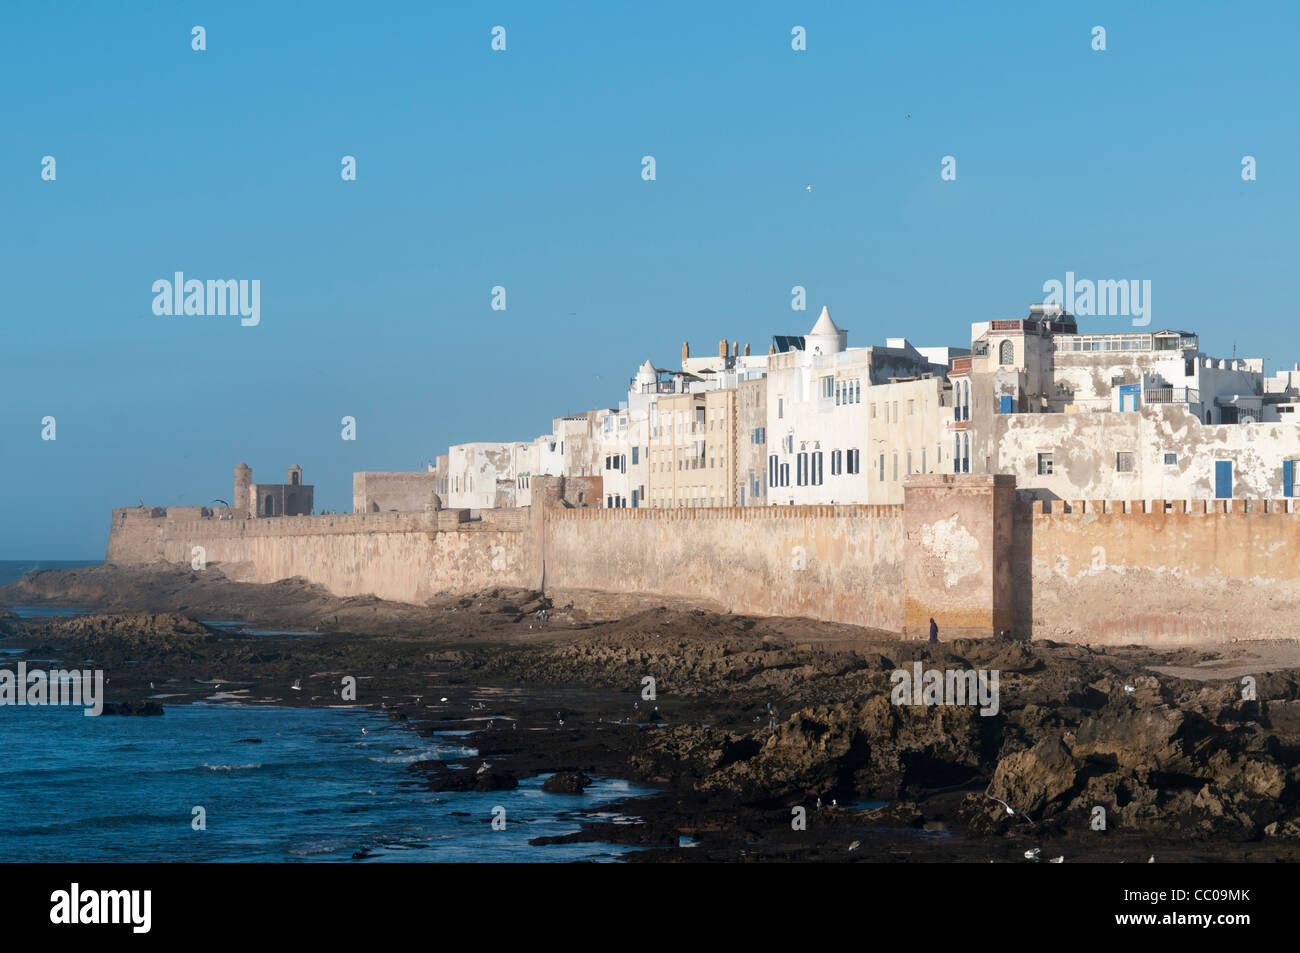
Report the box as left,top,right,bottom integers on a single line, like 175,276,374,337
3,0,1297,558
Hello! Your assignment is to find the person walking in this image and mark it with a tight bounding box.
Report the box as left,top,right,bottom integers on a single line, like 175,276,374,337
928,617,939,644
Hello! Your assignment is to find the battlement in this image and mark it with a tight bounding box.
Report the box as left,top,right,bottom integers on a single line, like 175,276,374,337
1028,498,1300,517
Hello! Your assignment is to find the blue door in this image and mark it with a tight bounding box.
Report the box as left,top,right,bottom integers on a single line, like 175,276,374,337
1119,384,1140,411
1000,395,1014,414
1215,460,1233,499
1285,460,1295,498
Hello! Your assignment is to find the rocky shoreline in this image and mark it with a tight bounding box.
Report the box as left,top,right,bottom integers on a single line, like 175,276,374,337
4,565,1300,862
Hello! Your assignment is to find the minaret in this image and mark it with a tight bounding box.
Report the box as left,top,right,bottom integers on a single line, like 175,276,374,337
233,463,252,519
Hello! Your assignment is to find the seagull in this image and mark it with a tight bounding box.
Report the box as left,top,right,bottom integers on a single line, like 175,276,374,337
848,840,860,851
477,761,491,775
360,728,367,735
211,499,230,506
291,679,302,691
1148,855,1155,863
988,795,1016,816
805,184,812,192
1048,856,1064,863
816,797,822,809
440,697,448,703
1024,848,1041,860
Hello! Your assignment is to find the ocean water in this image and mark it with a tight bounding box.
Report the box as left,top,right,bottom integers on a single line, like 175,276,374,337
0,559,102,588
0,560,655,862
0,702,654,863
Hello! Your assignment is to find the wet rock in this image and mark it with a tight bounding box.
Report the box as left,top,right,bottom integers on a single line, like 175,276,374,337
542,771,592,794
100,700,165,716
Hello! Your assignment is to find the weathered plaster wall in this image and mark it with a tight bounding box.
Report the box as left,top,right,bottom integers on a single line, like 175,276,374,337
1025,498,1300,644
544,504,905,630
352,471,442,513
995,405,1300,500
107,508,534,603
902,475,1015,639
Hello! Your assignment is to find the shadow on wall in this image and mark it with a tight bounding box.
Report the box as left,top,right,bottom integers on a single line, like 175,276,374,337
1010,496,1035,641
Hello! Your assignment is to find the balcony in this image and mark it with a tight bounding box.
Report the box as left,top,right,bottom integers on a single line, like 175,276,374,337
1144,386,1199,405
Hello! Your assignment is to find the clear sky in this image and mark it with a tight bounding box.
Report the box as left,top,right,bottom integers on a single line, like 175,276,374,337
3,0,1297,558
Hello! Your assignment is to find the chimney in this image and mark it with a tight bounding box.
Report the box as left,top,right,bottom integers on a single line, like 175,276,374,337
682,341,689,362
768,343,775,355
719,339,727,359
744,342,751,356
731,340,737,357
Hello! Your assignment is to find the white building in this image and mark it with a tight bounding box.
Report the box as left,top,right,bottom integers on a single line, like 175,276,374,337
764,306,959,505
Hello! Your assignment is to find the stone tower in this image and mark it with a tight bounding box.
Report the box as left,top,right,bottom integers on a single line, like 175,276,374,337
682,341,689,363
288,464,303,486
233,463,252,519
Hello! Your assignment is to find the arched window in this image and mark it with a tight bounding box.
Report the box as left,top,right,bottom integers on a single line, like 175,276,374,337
999,340,1014,365
961,434,970,473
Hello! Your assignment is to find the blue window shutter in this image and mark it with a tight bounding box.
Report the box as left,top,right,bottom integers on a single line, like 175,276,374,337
1000,395,1014,414
1215,460,1233,499
1285,460,1294,498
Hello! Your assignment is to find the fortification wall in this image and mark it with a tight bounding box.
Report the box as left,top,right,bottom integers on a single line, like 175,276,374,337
353,471,441,513
106,508,534,604
1023,498,1300,644
104,485,1300,644
543,504,905,630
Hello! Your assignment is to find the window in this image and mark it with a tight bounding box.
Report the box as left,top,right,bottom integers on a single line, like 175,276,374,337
871,403,876,419
908,400,915,416
999,340,1014,365
1037,452,1053,475
797,452,808,486
1163,453,1177,466
812,452,823,485
906,451,912,474
921,450,926,472
632,446,639,465
831,451,841,476
821,376,834,399
879,454,885,481
848,449,860,474
1116,452,1135,473
893,401,899,422
778,398,784,419
892,453,898,481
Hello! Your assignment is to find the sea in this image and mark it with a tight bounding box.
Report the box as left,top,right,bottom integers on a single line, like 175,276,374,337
0,560,655,862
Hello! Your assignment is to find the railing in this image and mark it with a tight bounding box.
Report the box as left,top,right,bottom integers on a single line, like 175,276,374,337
1144,386,1200,404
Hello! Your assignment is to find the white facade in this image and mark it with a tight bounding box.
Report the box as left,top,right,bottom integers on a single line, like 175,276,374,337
764,307,957,505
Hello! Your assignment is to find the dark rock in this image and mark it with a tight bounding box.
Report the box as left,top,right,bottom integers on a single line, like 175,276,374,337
100,700,164,716
542,771,593,794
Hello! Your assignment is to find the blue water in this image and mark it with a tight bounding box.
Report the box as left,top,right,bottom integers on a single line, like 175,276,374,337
9,606,90,619
0,702,655,862
0,559,101,588
1,559,656,862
